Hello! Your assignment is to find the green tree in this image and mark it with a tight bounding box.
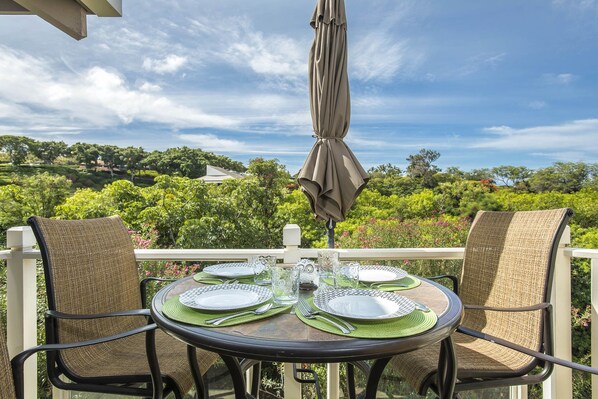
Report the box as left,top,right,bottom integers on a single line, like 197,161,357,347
30,140,68,164
491,165,532,188
435,180,499,217
0,135,34,165
142,147,246,178
0,173,72,241
463,168,493,181
247,157,290,192
98,145,123,177
54,188,113,220
120,146,146,181
584,164,598,190
70,142,100,170
138,175,210,247
406,148,441,188
529,162,589,193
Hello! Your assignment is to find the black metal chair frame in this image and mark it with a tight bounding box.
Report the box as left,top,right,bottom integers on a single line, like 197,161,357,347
11,323,160,399
27,217,205,399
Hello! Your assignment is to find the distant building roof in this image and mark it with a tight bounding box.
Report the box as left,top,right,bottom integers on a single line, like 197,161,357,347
199,165,244,184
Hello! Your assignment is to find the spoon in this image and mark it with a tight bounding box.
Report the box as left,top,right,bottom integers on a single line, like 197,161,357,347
205,303,274,325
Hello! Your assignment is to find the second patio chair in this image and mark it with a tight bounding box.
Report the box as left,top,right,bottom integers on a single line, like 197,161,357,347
383,208,577,397
28,215,219,398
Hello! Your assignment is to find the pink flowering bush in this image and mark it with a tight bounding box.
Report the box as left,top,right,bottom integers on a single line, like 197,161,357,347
335,216,471,278
128,228,202,281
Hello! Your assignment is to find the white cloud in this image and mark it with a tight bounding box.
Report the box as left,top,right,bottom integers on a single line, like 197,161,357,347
552,0,598,12
454,52,506,77
139,82,162,92
187,16,307,89
143,54,188,74
472,119,598,152
0,45,237,133
178,133,248,152
352,33,413,82
542,73,578,85
177,133,305,155
528,100,547,109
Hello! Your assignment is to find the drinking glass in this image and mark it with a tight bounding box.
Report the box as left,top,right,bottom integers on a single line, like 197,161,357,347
271,264,300,305
252,255,275,285
334,261,360,288
317,250,339,292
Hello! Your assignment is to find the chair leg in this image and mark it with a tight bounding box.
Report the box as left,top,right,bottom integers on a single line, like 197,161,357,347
346,363,356,399
187,345,208,399
437,337,457,399
145,328,163,399
250,362,261,398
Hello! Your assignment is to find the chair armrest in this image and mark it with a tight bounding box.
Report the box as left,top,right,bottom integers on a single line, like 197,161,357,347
11,323,157,399
428,275,459,295
46,308,151,320
464,303,550,312
457,325,598,375
140,277,177,308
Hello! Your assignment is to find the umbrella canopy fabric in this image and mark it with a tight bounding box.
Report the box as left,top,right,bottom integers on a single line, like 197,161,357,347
298,0,369,223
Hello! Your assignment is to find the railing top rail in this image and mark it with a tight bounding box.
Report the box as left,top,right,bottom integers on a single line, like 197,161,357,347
6,246,598,262
298,247,466,260
0,249,11,260
565,247,598,259
14,247,467,262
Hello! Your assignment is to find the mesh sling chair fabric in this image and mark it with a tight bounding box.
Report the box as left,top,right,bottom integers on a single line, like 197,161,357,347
388,208,572,395
28,216,219,397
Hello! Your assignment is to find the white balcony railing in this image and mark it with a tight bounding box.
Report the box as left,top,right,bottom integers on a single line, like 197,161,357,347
2,223,598,399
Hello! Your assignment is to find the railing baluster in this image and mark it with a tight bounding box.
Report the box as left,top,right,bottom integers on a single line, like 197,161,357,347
543,226,572,399
283,224,302,399
6,226,38,399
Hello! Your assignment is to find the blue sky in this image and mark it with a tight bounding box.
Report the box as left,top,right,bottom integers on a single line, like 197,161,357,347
1,0,597,174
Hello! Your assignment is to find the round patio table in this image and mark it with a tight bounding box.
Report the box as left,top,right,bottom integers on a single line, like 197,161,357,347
151,276,462,399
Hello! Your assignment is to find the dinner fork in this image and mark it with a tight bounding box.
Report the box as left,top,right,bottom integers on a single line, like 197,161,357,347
296,299,350,334
298,298,356,331
368,281,409,289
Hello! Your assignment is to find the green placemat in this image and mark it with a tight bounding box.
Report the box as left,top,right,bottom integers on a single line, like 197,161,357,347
359,275,421,292
162,296,290,327
296,298,437,339
193,272,255,285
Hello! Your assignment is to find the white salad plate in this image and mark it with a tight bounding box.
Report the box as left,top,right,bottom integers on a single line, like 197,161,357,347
179,284,272,311
313,288,415,321
358,265,408,283
203,262,254,278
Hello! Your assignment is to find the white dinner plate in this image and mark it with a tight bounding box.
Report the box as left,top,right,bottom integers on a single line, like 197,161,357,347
358,265,408,283
203,262,254,278
313,288,415,321
179,284,272,311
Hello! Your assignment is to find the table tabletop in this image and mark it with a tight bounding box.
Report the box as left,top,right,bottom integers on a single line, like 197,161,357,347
150,276,463,364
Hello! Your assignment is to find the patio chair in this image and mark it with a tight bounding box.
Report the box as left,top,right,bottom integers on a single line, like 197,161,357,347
375,208,596,398
1,314,158,399
343,207,598,398
27,215,219,399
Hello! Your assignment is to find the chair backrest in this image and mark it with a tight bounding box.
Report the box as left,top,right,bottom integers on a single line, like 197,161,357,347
0,325,16,399
459,208,572,354
27,216,144,373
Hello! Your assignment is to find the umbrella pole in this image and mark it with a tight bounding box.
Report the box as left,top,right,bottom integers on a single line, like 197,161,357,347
327,219,336,249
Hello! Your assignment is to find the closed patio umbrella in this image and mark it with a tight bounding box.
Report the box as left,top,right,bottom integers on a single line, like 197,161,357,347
297,0,369,247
